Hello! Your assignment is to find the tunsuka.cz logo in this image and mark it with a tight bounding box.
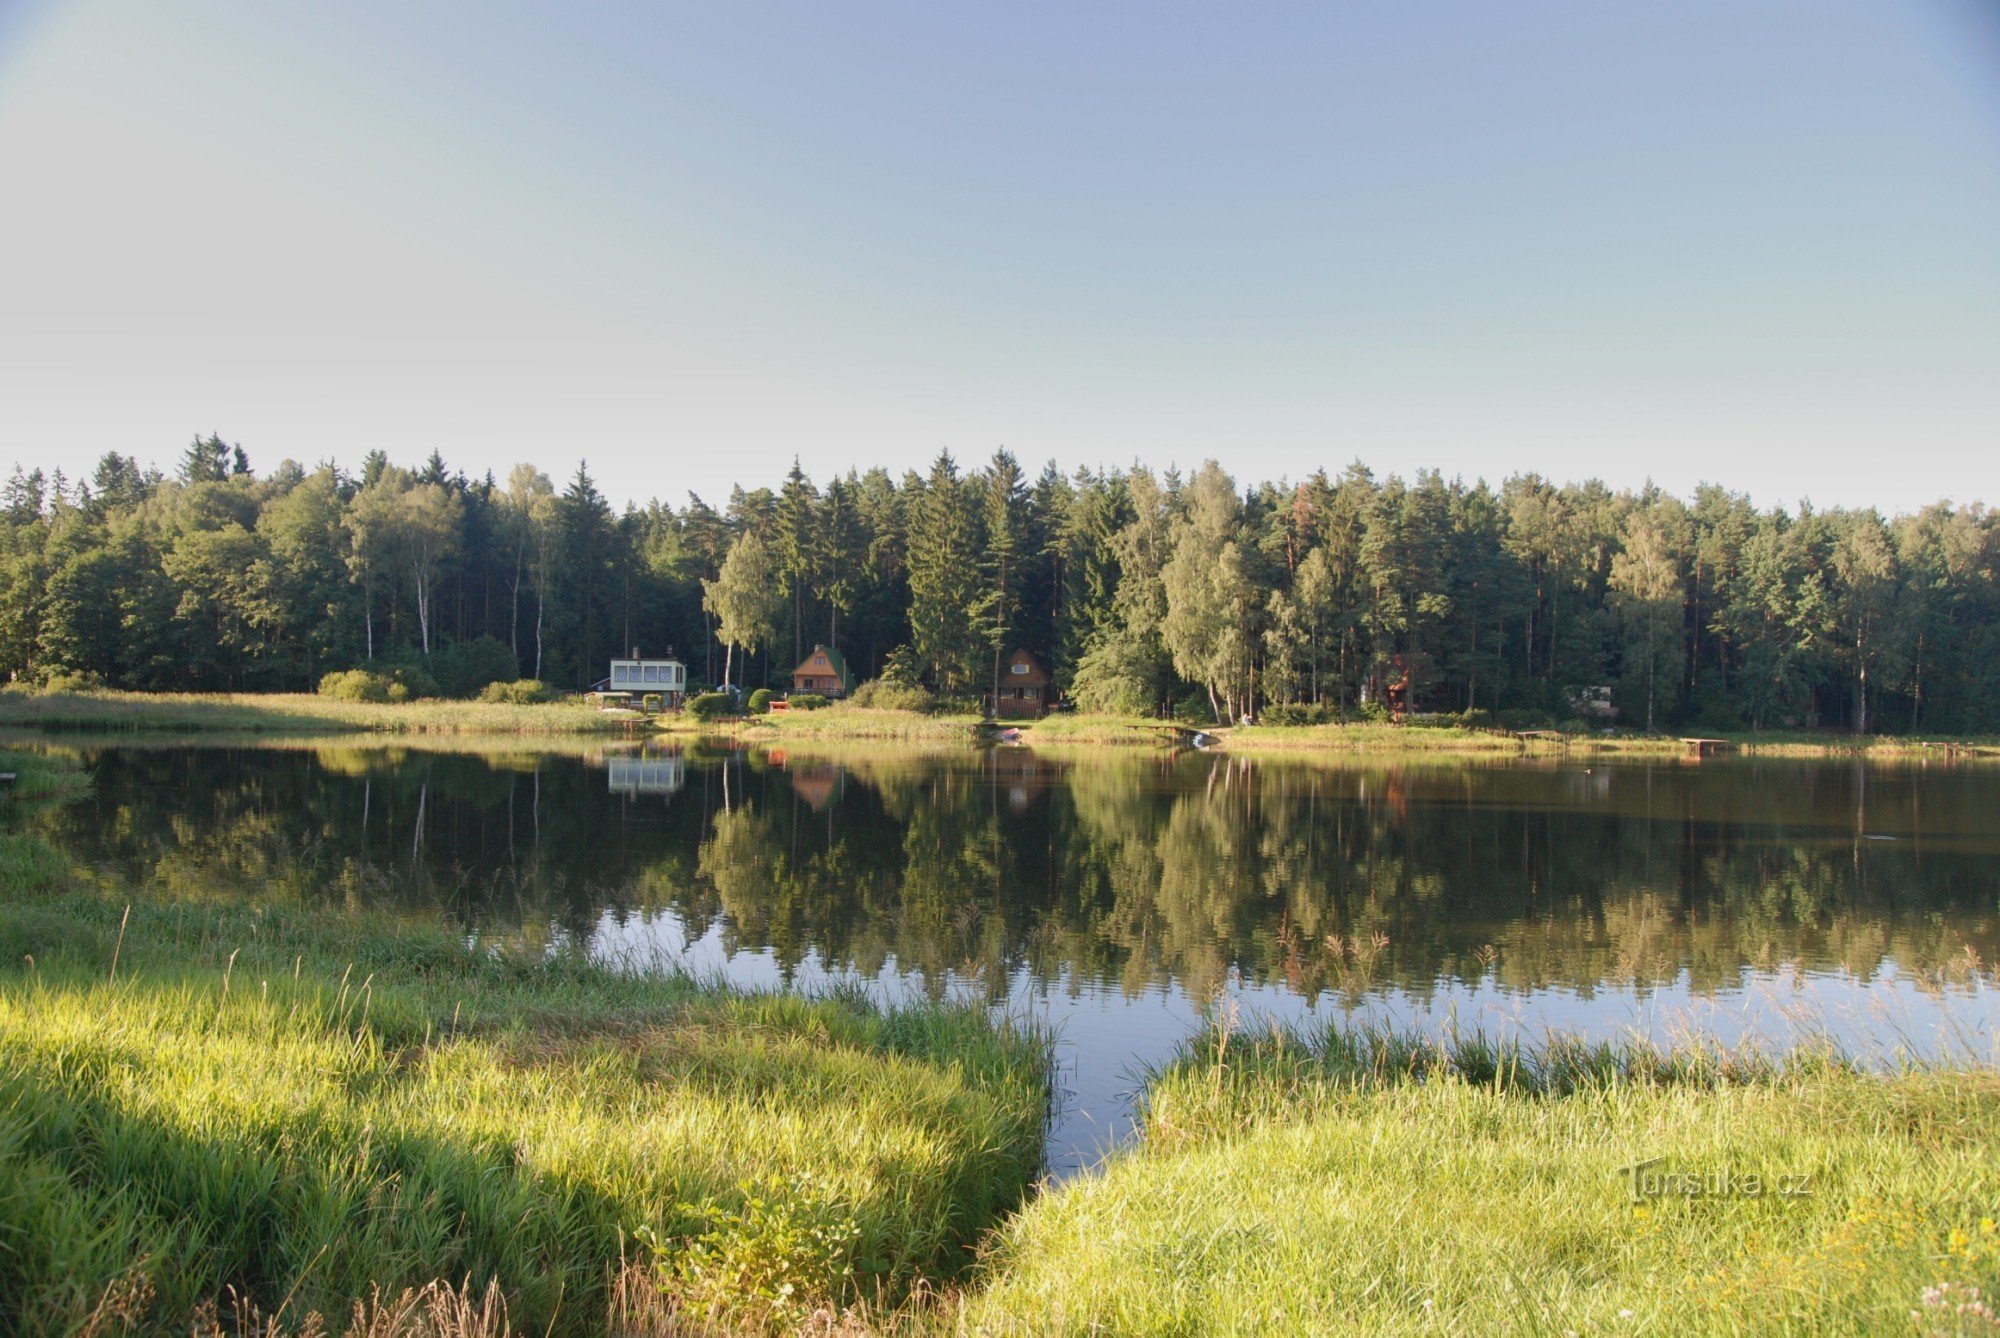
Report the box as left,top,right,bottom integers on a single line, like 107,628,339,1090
1619,1157,1816,1203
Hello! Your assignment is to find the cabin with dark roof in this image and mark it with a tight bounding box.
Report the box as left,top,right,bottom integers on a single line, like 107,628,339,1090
790,644,856,698
991,648,1053,718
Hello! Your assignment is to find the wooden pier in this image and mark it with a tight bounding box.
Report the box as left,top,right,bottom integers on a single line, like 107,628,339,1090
1680,737,1737,759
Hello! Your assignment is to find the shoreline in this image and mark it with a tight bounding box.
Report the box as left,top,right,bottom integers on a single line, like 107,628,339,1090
8,689,1999,762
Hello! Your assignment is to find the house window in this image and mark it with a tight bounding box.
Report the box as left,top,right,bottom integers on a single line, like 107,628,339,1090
1010,663,1029,675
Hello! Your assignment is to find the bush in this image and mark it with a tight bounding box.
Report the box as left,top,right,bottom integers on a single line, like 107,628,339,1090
1404,712,1483,730
1169,693,1213,725
34,669,105,694
317,669,392,703
478,679,557,705
849,679,936,713
432,636,519,698
687,692,737,720
1494,707,1557,732
388,663,441,701
748,688,773,715
787,693,829,711
1259,702,1340,727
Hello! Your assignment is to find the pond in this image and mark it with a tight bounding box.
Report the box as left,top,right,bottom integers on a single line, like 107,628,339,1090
15,739,2000,1175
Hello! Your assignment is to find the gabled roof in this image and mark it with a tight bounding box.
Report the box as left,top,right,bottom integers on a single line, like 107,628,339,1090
1003,648,1051,684
791,644,856,692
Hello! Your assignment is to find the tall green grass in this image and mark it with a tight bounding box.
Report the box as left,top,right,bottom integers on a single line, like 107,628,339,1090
0,871,1051,1331
962,1019,2000,1335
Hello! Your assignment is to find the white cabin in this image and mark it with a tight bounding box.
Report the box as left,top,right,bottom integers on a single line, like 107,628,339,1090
606,658,686,696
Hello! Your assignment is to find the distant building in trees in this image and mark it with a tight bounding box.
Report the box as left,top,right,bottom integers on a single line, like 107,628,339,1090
791,644,856,698
991,648,1052,719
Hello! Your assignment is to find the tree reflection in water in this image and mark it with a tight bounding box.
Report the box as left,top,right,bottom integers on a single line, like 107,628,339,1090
31,742,1998,1015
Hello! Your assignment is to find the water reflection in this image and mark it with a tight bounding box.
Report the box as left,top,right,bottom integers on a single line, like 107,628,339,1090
18,739,2000,1172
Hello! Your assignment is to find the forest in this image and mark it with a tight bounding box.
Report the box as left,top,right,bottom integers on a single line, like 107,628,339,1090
3,433,1996,733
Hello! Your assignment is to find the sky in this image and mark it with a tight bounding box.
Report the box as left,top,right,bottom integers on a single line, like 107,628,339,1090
2,0,1998,514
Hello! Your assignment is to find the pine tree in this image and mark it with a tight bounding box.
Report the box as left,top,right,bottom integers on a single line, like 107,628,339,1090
904,452,986,693
981,450,1029,712
774,460,820,664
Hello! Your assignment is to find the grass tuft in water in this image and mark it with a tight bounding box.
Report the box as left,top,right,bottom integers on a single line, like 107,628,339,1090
962,1015,2000,1335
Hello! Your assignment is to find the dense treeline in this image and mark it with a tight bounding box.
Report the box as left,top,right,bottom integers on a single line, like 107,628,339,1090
4,435,1998,731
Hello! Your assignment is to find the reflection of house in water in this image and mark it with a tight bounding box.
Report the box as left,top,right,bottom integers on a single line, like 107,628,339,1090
788,762,842,811
605,754,686,799
988,748,1055,813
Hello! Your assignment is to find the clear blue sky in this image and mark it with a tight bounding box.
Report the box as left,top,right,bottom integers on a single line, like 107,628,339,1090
3,0,1998,512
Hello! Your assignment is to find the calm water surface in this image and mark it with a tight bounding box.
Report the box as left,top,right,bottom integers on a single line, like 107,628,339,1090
19,739,2000,1175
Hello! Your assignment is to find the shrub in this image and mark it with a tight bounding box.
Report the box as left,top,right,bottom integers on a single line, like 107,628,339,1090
1405,712,1476,730
389,664,441,701
34,669,104,694
432,636,519,698
1494,707,1557,732
1170,693,1213,725
1259,702,1340,727
317,669,392,703
478,679,557,705
848,679,936,713
748,688,773,715
687,692,737,720
788,693,829,711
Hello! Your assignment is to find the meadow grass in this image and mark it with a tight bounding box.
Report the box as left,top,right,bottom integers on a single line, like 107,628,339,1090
0,782,1052,1334
961,1020,2000,1335
0,689,624,736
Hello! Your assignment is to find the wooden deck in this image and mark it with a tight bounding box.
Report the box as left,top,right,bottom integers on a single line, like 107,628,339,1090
1680,737,1737,758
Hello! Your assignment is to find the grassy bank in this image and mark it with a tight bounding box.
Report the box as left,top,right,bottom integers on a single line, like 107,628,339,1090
0,769,1051,1333
657,703,985,743
964,1022,2000,1335
0,689,624,736
1017,713,2000,760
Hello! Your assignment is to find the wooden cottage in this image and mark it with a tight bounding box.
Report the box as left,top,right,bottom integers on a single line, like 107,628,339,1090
790,645,856,698
992,648,1053,719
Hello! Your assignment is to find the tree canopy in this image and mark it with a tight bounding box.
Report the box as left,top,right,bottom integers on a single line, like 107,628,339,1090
5,443,1999,732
